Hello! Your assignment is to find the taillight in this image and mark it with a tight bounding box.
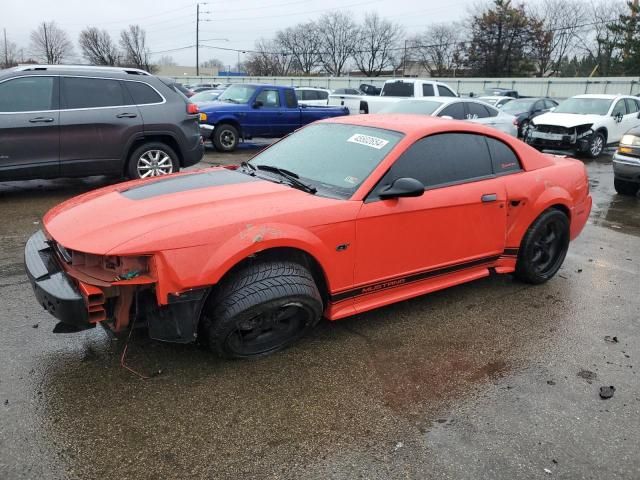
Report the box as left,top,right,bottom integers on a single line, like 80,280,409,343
187,103,199,114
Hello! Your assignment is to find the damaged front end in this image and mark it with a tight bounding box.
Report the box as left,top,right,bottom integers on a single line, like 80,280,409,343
24,230,209,343
526,123,594,152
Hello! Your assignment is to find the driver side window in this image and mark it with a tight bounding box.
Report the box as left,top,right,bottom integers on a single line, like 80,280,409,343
256,89,280,107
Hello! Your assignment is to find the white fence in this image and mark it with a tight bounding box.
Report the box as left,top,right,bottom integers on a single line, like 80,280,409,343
175,75,640,99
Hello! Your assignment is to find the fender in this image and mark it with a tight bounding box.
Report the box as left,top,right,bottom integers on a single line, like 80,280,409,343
505,184,572,249
153,222,345,305
209,115,243,136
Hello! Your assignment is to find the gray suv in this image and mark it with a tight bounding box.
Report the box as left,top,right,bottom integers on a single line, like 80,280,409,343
0,65,204,181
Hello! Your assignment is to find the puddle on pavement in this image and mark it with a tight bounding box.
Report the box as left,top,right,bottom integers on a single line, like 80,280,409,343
35,276,562,479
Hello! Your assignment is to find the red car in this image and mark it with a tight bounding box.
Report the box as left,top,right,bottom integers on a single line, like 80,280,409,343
25,115,592,358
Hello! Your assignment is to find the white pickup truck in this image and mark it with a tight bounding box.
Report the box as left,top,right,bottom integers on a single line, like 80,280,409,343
328,78,458,115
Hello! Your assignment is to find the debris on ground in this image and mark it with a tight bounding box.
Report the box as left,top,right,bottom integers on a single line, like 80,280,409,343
577,370,597,383
547,380,556,385
31,323,38,329
604,335,618,343
544,468,552,474
577,269,583,273
394,442,404,451
599,386,616,399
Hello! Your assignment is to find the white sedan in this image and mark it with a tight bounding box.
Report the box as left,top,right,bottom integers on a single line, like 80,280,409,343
379,98,518,137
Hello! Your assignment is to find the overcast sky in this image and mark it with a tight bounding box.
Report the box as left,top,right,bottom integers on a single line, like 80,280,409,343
2,0,480,69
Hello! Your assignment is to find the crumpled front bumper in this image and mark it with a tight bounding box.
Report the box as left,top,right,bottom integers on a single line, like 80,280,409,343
24,230,97,329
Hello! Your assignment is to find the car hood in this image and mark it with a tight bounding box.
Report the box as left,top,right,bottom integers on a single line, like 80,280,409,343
43,168,346,255
198,100,246,112
532,112,603,128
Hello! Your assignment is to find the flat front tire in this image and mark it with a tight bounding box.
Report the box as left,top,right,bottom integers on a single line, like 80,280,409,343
200,261,323,359
515,209,570,284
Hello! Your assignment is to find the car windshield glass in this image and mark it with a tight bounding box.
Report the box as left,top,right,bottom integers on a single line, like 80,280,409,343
554,98,612,115
248,123,403,199
379,100,442,115
218,85,257,104
501,99,535,113
191,91,220,103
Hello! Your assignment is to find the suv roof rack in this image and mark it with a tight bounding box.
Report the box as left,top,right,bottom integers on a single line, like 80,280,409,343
13,64,151,76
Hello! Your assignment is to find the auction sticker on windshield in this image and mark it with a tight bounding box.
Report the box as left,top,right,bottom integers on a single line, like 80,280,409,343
347,133,390,149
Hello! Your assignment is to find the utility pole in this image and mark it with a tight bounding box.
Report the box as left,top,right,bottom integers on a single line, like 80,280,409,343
3,29,7,68
196,3,211,76
402,39,408,77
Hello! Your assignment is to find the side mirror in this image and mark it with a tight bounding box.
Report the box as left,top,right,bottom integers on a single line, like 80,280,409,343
253,100,263,109
379,177,425,200
549,107,556,112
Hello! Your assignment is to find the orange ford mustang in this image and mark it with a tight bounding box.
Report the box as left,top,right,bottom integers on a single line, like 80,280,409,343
25,115,592,358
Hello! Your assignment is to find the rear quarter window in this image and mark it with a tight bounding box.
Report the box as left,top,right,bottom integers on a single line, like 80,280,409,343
487,137,521,174
125,81,163,105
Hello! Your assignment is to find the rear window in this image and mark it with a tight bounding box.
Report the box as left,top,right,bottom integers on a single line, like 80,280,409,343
62,77,127,109
382,81,414,97
125,81,163,105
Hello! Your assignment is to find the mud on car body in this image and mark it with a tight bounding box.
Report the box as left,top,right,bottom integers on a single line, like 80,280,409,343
25,115,592,359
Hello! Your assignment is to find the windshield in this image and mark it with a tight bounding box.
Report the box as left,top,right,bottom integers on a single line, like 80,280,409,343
501,99,535,113
191,91,221,103
379,100,443,115
248,123,403,198
218,85,257,104
554,97,612,115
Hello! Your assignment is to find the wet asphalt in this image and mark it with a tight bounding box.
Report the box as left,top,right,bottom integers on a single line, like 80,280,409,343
0,144,639,479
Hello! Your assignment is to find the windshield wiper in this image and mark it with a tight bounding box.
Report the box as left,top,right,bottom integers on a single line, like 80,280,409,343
254,164,317,194
239,161,256,175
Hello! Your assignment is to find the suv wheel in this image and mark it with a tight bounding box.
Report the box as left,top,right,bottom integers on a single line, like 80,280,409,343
128,142,179,179
213,124,239,152
586,132,605,158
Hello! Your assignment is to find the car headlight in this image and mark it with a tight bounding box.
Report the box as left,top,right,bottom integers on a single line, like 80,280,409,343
67,250,152,282
620,134,640,146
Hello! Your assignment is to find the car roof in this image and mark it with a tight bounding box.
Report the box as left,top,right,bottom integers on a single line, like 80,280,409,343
4,64,151,79
573,94,627,100
478,95,512,100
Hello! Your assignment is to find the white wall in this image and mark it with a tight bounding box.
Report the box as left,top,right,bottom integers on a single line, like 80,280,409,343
175,76,640,99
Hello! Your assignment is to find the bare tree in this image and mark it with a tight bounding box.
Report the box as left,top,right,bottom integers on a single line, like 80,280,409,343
411,23,463,77
29,21,73,64
316,11,357,76
576,0,626,76
1,34,20,68
530,0,585,76
244,39,293,76
276,22,321,75
201,58,224,69
78,27,119,66
157,55,176,66
352,13,403,76
119,25,152,71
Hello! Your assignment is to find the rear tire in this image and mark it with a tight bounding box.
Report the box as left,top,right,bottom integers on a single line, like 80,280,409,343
614,178,639,196
213,124,239,152
200,261,323,359
515,209,570,284
127,142,179,179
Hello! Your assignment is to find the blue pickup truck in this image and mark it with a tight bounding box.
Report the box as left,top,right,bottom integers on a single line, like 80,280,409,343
196,84,349,152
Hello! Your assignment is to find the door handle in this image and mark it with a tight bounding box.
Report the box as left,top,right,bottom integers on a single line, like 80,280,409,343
29,117,54,123
116,113,137,118
481,193,498,202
